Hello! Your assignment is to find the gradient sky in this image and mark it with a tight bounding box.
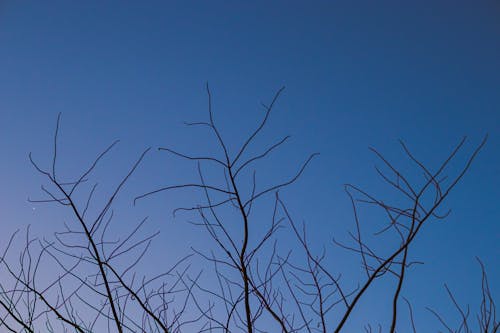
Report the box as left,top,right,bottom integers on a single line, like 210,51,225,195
1,1,499,332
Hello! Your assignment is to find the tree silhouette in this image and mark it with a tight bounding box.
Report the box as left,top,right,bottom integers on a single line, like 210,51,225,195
0,87,496,332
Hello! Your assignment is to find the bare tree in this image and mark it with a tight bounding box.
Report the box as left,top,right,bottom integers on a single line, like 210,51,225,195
0,115,198,333
0,87,496,332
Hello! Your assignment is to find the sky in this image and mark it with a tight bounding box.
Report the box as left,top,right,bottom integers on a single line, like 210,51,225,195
0,1,499,332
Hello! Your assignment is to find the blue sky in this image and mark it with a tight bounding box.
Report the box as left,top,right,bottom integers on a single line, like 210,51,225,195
0,1,499,332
